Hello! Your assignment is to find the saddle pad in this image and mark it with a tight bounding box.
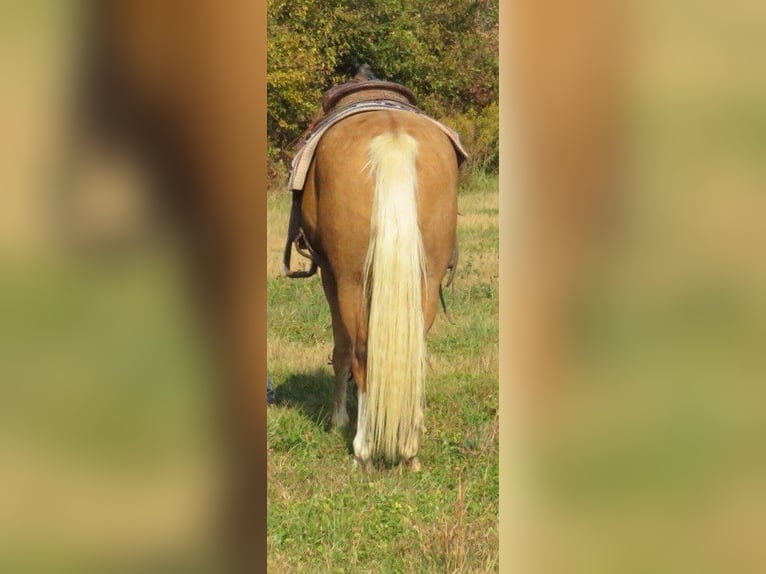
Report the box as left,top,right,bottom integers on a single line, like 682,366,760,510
287,101,468,192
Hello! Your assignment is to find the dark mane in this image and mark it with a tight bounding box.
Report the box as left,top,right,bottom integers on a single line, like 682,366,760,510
349,63,377,81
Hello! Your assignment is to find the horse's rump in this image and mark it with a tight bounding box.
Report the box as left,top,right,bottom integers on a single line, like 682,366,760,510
304,111,458,273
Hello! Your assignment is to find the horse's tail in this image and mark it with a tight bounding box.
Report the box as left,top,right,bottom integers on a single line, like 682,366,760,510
362,131,426,463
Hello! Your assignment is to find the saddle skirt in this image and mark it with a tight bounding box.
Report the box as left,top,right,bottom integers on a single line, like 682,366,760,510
288,97,468,193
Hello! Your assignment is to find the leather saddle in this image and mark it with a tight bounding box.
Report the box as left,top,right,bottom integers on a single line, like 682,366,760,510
321,80,417,113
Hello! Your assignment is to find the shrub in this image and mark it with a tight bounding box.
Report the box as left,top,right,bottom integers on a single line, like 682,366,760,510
444,102,499,174
267,0,499,174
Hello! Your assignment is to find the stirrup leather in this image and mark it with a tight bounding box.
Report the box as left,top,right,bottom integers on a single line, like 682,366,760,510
282,190,319,279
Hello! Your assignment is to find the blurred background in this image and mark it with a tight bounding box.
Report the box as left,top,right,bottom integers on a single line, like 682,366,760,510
1,0,765,572
509,0,766,572
0,1,221,571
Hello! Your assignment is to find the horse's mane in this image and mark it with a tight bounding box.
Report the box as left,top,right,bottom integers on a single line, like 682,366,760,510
349,63,377,81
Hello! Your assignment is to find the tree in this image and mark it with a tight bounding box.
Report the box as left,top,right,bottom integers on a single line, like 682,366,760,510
267,0,498,173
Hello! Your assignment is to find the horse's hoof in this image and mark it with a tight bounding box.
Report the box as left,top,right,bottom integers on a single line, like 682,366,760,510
331,419,349,432
406,457,422,472
331,406,350,430
353,456,372,472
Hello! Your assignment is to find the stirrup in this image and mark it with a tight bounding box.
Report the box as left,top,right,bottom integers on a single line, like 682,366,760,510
282,229,318,278
282,189,319,279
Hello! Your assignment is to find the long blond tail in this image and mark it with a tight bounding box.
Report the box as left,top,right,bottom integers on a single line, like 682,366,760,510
362,131,426,462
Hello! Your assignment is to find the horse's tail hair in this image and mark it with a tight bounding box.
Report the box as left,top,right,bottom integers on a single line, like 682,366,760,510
362,131,426,463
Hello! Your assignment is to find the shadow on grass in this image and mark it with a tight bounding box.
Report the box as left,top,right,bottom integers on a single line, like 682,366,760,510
274,369,358,450
274,369,333,425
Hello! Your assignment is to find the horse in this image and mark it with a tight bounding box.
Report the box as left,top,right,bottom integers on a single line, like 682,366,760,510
298,107,461,469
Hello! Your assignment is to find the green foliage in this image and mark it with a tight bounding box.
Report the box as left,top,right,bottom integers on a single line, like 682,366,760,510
445,102,499,173
267,0,498,174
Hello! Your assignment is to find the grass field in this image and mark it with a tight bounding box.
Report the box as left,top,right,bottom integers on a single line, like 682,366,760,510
0,253,220,572
266,174,499,572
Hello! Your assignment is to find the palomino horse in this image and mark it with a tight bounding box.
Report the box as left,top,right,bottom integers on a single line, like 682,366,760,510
299,110,460,468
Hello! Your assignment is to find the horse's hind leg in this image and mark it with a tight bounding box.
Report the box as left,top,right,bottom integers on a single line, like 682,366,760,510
329,280,370,465
321,269,352,430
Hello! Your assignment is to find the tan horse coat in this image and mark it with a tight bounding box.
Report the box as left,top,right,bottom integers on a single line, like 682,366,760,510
301,110,459,466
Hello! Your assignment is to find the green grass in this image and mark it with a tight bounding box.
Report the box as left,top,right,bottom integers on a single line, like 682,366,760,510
0,254,218,572
267,174,499,572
